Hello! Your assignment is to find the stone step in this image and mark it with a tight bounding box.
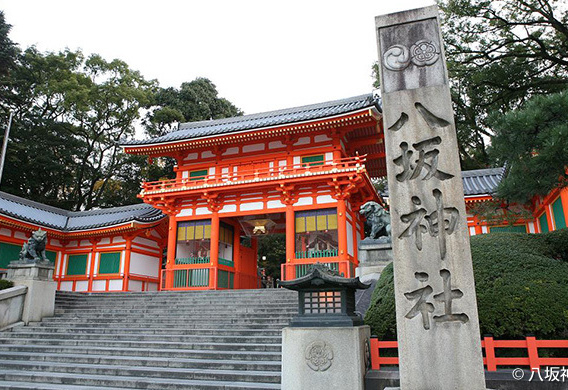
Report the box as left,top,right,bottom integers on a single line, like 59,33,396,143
4,331,281,344
45,312,295,320
0,381,135,390
0,370,281,389
0,344,281,361
0,351,281,371
10,327,283,337
35,321,289,329
0,360,281,383
0,338,282,352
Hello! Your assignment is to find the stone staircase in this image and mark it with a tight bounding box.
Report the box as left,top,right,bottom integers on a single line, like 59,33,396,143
0,289,297,389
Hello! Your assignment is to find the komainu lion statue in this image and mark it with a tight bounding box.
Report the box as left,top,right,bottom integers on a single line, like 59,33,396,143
19,229,49,263
359,201,391,241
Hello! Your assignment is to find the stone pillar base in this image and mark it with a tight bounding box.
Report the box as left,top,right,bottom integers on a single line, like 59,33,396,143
356,240,393,282
282,326,370,390
6,261,56,324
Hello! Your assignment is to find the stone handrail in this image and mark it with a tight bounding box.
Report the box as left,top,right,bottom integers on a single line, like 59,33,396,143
0,285,27,331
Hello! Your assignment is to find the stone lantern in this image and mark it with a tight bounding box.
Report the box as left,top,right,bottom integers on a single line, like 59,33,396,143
279,262,370,327
279,263,372,390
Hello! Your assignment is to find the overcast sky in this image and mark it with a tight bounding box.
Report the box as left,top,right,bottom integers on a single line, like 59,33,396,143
0,0,435,115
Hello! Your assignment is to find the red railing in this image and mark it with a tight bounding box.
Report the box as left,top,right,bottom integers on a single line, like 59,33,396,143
370,336,568,371
141,155,367,195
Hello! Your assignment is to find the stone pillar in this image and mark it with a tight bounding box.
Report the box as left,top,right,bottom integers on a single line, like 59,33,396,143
6,261,56,324
282,326,370,390
375,6,486,390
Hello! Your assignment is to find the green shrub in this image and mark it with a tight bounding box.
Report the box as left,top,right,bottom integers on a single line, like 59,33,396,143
364,229,568,339
0,279,14,290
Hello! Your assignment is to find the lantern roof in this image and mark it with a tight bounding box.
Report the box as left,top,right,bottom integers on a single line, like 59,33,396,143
279,262,370,291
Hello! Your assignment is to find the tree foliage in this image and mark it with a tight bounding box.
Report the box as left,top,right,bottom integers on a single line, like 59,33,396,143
490,90,568,203
257,234,286,280
0,48,156,209
438,0,568,169
144,78,242,138
0,13,242,210
365,229,568,339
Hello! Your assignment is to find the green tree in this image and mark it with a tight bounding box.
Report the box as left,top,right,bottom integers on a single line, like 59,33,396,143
0,11,17,77
489,90,568,203
144,77,242,137
438,0,568,169
0,48,156,209
257,234,286,280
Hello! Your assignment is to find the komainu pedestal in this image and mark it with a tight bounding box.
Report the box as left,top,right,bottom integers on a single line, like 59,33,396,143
375,5,486,390
6,261,56,324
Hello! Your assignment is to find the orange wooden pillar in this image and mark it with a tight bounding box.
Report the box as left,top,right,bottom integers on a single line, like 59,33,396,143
165,216,177,289
337,198,348,262
285,203,295,281
87,238,100,292
122,235,133,291
209,211,220,289
560,188,568,226
233,223,241,289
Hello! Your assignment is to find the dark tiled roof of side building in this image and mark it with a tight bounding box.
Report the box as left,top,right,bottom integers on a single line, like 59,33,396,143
121,94,380,146
0,192,164,232
380,167,505,198
462,167,505,196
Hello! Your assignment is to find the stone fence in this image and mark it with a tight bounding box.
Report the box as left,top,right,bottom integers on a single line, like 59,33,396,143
0,285,27,331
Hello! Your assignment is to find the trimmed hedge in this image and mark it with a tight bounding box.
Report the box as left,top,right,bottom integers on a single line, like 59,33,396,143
0,279,14,290
364,229,568,339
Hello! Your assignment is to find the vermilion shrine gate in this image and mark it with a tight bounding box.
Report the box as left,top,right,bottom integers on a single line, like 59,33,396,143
122,95,385,290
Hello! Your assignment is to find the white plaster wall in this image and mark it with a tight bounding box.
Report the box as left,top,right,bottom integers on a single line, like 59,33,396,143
220,204,237,213
293,156,301,165
316,195,336,204
182,171,189,178
130,254,159,277
75,281,89,292
196,207,211,215
113,237,126,243
0,228,11,237
241,202,264,211
294,137,310,146
481,226,489,234
184,152,198,161
147,283,158,292
243,143,265,153
92,280,106,292
469,227,476,236
325,152,333,162
133,237,159,249
223,147,239,156
279,160,287,167
347,221,354,256
129,280,143,292
269,141,285,149
109,279,123,291
120,250,126,274
267,200,285,209
80,240,90,247
98,238,111,245
14,231,27,240
202,151,214,159
59,281,73,291
208,167,216,175
315,134,332,143
177,208,194,217
296,197,313,206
